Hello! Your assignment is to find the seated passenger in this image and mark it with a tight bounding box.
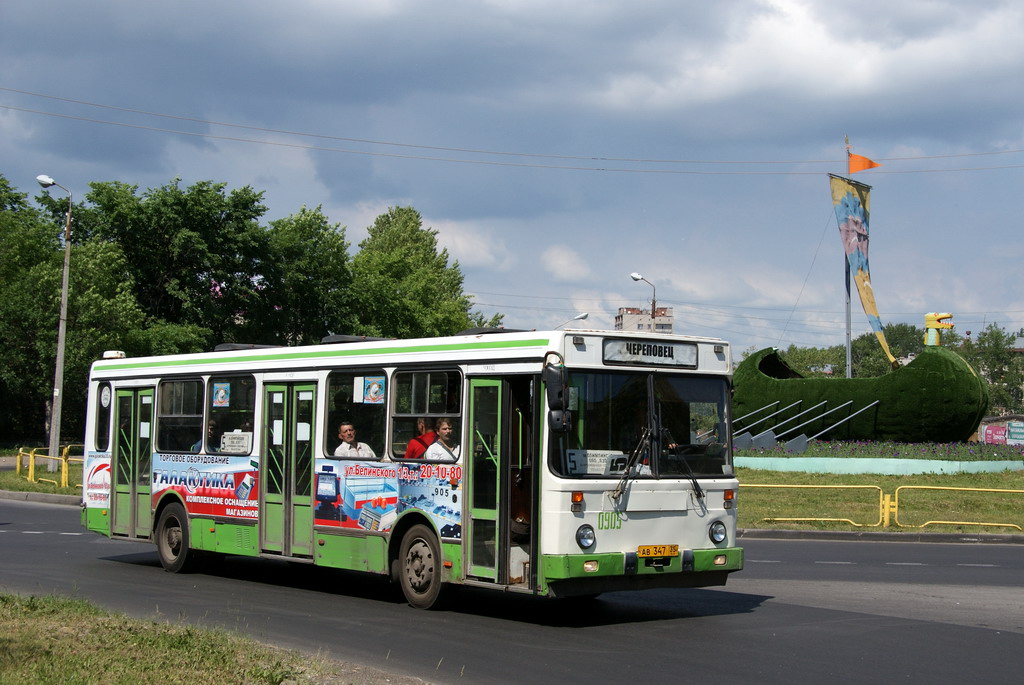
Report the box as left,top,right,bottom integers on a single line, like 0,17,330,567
334,421,377,459
423,418,459,462
403,417,436,459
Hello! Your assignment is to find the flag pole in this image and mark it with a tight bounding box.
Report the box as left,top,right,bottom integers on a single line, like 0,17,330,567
842,136,853,378
845,255,853,378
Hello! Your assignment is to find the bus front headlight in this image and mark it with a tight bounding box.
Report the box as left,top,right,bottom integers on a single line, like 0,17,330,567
576,524,596,549
709,520,727,544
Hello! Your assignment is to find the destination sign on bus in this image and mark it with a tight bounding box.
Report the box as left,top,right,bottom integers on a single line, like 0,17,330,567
603,339,698,368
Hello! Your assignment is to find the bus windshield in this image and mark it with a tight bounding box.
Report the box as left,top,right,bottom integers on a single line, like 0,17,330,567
550,371,732,479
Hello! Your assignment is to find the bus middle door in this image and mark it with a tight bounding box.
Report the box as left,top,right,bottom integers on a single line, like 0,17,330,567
261,383,315,558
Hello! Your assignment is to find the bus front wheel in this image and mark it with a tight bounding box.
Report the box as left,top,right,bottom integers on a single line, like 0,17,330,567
156,502,197,573
399,524,445,609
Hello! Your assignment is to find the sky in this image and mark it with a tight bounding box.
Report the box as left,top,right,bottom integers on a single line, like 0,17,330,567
3,0,1023,356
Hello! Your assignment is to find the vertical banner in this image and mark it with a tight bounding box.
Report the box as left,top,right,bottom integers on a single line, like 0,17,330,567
829,174,897,366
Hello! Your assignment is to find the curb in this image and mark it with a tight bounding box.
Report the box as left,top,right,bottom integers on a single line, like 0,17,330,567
738,527,1024,545
0,489,80,506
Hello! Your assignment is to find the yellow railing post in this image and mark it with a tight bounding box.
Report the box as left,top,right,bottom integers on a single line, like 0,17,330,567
60,445,69,489
881,493,897,528
27,448,37,482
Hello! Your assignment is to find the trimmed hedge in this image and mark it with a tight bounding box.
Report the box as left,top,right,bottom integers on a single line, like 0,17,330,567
733,347,988,443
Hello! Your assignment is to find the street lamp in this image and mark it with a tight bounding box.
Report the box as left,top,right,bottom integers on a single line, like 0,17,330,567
555,312,588,329
37,174,73,469
630,272,656,331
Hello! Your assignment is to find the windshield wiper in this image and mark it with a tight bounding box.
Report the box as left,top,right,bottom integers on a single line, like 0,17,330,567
673,444,705,501
610,426,650,502
653,403,704,501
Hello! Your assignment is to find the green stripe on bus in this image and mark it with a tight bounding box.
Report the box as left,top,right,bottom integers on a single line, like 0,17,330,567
95,338,551,371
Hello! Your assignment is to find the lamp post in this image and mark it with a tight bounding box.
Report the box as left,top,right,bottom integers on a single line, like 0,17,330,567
555,312,588,329
37,174,73,469
630,272,656,331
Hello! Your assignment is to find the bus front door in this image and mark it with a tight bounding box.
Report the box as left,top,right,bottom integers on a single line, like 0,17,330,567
261,384,316,558
466,376,536,586
111,387,154,538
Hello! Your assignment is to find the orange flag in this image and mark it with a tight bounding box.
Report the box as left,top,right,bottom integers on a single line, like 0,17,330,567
848,152,880,174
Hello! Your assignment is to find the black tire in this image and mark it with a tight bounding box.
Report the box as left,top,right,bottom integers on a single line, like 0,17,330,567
156,502,197,573
398,524,445,609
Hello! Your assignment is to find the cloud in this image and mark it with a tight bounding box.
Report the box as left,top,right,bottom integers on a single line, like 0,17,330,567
433,220,516,271
541,245,591,282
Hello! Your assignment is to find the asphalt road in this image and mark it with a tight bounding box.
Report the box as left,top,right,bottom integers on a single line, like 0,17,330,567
2,498,1023,684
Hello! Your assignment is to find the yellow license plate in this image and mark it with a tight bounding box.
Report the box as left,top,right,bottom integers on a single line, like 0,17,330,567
637,544,679,558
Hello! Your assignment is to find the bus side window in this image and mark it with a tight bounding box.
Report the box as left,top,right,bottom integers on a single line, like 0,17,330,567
391,369,461,460
157,379,204,453
325,370,387,459
207,376,256,454
95,382,112,452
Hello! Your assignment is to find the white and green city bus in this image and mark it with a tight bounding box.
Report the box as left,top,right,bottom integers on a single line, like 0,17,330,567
81,328,742,608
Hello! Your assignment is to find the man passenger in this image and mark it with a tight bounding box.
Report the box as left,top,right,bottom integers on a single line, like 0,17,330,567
334,421,377,459
403,417,436,459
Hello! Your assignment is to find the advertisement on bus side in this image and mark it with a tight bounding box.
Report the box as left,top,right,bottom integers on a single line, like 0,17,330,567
83,452,112,508
151,452,259,519
313,457,462,538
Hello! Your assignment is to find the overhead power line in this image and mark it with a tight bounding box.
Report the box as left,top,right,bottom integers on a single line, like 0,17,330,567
2,86,1023,175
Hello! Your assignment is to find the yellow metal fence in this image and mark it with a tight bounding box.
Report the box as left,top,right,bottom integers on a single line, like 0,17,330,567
742,483,1024,531
8,452,1023,532
15,445,84,489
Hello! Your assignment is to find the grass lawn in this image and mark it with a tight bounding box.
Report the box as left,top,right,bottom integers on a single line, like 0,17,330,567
0,594,378,685
738,467,1024,533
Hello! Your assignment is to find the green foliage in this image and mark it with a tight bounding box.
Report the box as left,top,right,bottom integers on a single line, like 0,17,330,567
351,206,496,338
0,189,64,439
261,206,356,345
956,323,1024,412
84,179,271,346
734,346,988,442
0,173,502,443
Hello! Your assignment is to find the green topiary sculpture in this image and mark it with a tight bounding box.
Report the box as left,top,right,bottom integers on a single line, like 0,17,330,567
732,346,988,443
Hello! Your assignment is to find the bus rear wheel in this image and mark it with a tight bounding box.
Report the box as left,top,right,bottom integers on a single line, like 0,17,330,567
399,524,445,609
156,502,197,573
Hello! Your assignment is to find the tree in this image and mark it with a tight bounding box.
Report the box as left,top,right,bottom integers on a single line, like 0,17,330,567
959,323,1022,412
778,344,844,377
851,322,924,377
0,180,58,440
258,206,357,345
0,175,152,441
351,207,500,338
84,179,270,346
0,174,506,443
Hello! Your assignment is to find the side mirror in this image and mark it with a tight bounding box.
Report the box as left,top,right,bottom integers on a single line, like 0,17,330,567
542,363,570,432
542,364,565,411
548,409,570,432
